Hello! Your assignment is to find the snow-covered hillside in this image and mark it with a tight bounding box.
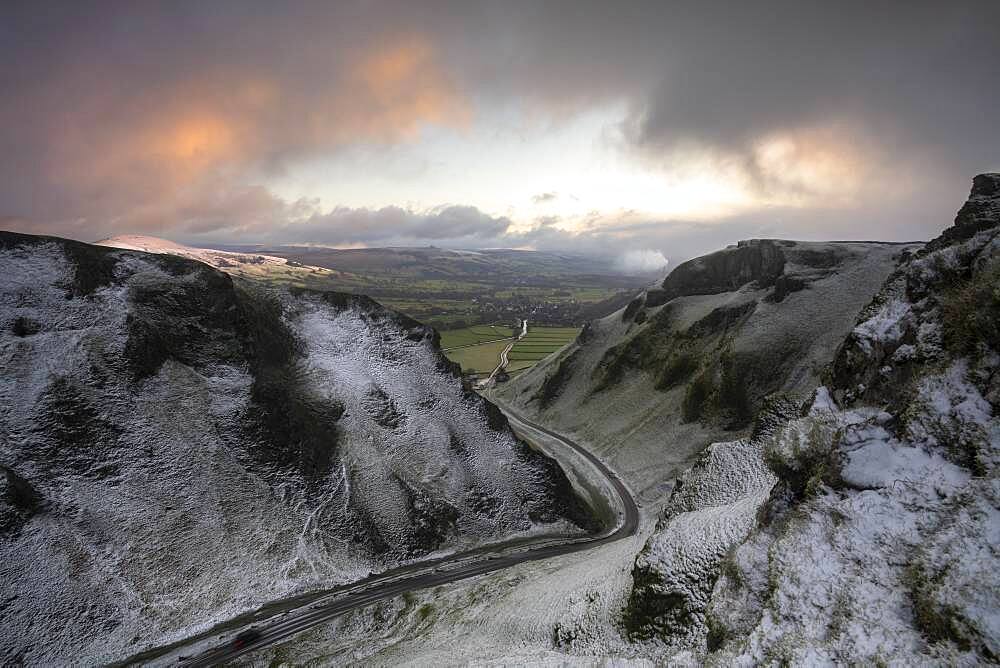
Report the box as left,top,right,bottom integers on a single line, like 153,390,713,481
0,232,594,664
497,237,914,506
627,173,1000,663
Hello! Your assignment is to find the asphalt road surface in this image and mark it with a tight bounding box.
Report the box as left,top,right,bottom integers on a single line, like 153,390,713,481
117,406,639,668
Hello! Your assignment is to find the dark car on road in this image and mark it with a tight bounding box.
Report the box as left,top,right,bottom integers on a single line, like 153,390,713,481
232,628,262,649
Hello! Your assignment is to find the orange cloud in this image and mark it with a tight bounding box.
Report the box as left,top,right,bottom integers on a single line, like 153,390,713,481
751,123,877,205
38,34,470,230
361,40,434,92
311,36,471,144
156,115,235,163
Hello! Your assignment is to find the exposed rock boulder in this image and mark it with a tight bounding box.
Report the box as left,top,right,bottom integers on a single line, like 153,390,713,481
644,288,671,307
622,295,645,322
925,172,1000,252
682,301,757,339
535,348,583,409
659,239,786,301
765,274,807,303
624,434,779,645
0,465,42,534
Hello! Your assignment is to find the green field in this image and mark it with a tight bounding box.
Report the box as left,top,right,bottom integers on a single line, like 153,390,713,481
442,325,580,376
505,359,537,373
507,327,579,363
439,324,515,350
444,339,510,375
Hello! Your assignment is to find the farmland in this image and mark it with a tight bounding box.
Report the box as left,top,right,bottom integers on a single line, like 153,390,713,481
443,339,512,375
442,325,579,376
439,325,515,350
209,244,654,329
508,327,579,364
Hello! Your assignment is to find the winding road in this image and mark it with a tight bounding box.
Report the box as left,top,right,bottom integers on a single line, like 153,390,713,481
481,318,528,388
117,406,638,667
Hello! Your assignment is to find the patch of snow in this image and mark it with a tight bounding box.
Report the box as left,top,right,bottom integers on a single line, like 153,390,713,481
808,386,838,415
707,360,998,664
852,298,912,354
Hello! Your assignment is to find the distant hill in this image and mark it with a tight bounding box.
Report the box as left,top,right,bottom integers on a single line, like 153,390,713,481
208,244,660,288
96,234,290,269
96,238,660,328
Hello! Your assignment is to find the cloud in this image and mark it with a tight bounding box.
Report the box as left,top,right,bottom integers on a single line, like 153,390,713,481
606,2,999,206
0,1,997,263
284,205,511,246
0,7,470,226
616,249,668,273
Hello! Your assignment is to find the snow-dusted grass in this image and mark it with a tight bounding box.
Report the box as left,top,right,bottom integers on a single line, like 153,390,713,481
0,239,590,665
703,188,1000,664
709,381,997,664
229,522,655,667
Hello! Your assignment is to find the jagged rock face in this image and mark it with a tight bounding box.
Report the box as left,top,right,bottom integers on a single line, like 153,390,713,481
623,430,783,644
649,239,786,305
0,232,594,664
831,172,1000,418
621,396,796,644
625,174,1000,664
925,172,1000,252
584,240,909,433
647,237,864,308
765,273,806,303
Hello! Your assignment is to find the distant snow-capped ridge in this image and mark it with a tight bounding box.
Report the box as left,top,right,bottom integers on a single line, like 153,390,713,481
95,233,292,269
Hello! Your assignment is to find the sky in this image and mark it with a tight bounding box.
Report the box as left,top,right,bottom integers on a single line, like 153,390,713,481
1,1,998,267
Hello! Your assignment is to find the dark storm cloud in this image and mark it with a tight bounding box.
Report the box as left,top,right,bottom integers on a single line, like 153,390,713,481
0,0,997,257
614,1,1000,199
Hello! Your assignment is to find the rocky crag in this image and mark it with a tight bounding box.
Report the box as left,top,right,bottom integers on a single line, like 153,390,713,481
626,174,1000,664
498,234,913,501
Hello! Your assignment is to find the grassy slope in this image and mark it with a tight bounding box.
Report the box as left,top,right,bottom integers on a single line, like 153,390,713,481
496,241,914,502
439,325,515,349
509,327,580,362
444,340,511,374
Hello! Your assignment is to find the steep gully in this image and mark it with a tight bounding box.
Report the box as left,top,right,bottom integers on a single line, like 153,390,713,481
113,404,640,667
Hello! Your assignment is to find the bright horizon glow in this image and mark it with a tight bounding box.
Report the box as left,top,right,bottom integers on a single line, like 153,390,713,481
264,101,877,244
